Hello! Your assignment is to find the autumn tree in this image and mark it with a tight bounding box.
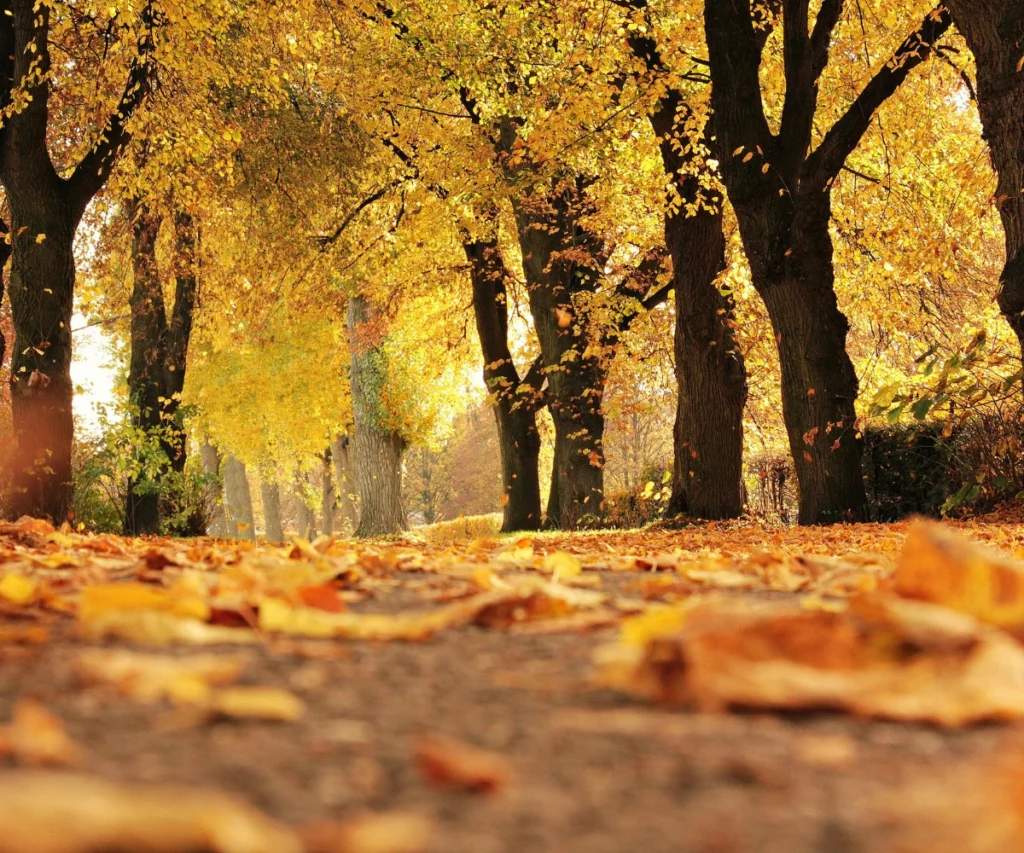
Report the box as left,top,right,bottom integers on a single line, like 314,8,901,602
0,0,156,521
942,3,1024,362
702,0,951,523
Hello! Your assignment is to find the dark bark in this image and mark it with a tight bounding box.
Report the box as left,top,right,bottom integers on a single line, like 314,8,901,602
223,454,255,540
347,295,407,537
628,23,748,519
944,2,1024,359
320,447,335,536
0,218,9,375
122,205,198,535
0,0,154,521
261,479,284,542
511,178,609,529
464,238,543,531
331,433,358,535
703,0,950,523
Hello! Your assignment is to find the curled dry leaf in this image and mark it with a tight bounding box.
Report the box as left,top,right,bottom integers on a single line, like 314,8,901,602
207,687,305,722
595,596,1024,727
259,582,605,641
0,699,80,767
894,520,1024,632
415,732,514,794
300,812,435,853
74,649,250,704
74,650,303,721
0,771,302,853
78,610,258,647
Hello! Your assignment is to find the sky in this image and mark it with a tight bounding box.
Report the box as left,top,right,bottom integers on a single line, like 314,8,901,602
71,311,118,435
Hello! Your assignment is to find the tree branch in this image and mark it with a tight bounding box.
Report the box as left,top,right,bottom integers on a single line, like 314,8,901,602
805,5,951,188
66,2,157,217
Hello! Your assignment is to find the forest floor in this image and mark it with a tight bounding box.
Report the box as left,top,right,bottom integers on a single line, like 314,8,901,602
2,517,1024,852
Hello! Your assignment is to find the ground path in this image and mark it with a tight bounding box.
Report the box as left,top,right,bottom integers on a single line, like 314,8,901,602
0,517,1023,852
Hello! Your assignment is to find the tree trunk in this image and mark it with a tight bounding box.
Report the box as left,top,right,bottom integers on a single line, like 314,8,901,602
0,0,154,521
667,202,748,519
320,448,335,536
222,454,255,540
4,206,76,522
199,439,227,537
261,479,284,542
512,180,609,529
122,204,198,535
464,238,543,532
627,25,749,520
347,295,407,537
294,473,317,540
123,201,164,535
944,2,1024,359
331,433,358,535
745,201,868,524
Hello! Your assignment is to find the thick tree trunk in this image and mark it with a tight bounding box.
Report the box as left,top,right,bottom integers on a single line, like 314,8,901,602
320,448,335,536
347,295,407,537
123,202,164,535
464,238,543,532
944,2,1024,359
512,181,608,529
626,26,749,520
666,203,748,519
261,479,284,542
701,0,946,523
199,439,227,537
743,201,868,524
0,0,153,521
222,454,255,540
122,205,198,535
331,433,358,535
4,208,76,522
294,473,317,540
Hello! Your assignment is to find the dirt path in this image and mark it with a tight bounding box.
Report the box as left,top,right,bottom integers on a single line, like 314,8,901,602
1,518,1023,852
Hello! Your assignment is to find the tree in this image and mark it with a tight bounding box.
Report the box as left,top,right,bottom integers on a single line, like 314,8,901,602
347,295,407,537
123,200,198,535
702,0,951,523
623,7,748,518
1,0,155,521
943,2,1024,362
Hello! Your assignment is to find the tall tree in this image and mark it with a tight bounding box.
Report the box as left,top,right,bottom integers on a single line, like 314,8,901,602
624,10,749,519
703,0,950,523
943,2,1024,361
123,201,198,535
0,0,154,521
347,295,407,537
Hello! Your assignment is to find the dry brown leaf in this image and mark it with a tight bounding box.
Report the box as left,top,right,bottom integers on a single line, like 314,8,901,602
207,686,305,722
596,596,1024,726
78,610,258,646
0,770,301,853
0,699,80,767
415,732,514,794
894,520,1024,631
74,649,250,704
301,812,435,853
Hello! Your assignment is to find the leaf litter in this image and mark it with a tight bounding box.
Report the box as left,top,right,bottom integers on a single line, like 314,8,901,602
5,515,1024,848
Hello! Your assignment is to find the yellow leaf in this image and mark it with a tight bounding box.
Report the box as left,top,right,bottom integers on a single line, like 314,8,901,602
0,573,37,606
34,233,45,244
543,551,582,582
208,686,305,721
79,582,209,623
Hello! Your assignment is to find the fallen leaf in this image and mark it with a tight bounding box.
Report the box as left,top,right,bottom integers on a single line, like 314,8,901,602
894,520,1024,632
0,699,80,767
301,812,435,853
595,596,1024,726
0,573,38,606
74,649,249,704
415,732,514,794
78,610,257,646
0,770,302,853
207,686,305,722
